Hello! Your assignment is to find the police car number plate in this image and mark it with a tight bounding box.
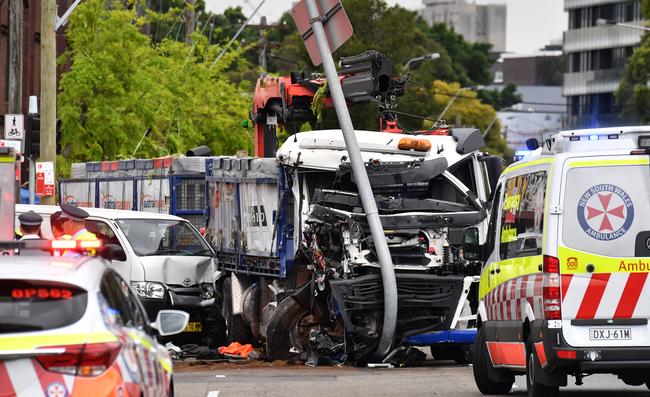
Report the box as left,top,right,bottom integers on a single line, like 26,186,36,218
589,328,631,341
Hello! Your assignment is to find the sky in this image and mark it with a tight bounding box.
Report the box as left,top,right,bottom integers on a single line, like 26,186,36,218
206,0,568,54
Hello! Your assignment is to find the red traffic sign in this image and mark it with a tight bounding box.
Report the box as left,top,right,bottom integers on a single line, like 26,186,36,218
291,0,353,66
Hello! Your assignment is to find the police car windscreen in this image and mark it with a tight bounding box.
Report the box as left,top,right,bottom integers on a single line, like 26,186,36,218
116,219,212,256
0,280,87,333
563,164,650,258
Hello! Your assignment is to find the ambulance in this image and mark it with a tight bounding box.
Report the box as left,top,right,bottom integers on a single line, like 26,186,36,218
463,127,650,396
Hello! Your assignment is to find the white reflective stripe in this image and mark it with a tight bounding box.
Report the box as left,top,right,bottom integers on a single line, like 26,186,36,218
595,272,629,319
515,276,523,299
510,298,517,320
6,359,43,397
526,275,535,297
633,274,650,318
562,273,592,318
63,375,74,395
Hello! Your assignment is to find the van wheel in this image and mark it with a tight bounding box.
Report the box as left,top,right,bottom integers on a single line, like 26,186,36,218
222,278,253,344
473,327,513,395
526,336,559,397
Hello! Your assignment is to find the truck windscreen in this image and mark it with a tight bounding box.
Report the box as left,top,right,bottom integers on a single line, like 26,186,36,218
116,219,212,257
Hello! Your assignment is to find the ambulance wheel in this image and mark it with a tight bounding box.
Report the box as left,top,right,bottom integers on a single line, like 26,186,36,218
473,327,513,395
223,278,253,344
526,336,559,397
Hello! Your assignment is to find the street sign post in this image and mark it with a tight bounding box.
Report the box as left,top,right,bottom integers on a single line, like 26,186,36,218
291,0,398,359
4,114,24,140
36,161,55,197
291,0,353,66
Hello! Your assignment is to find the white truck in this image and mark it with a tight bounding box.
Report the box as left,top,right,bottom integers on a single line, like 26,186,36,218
207,124,503,362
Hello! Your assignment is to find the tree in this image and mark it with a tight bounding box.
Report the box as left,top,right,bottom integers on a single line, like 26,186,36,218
616,1,650,122
431,81,512,159
57,0,251,176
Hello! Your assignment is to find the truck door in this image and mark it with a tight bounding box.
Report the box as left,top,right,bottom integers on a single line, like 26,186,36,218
559,156,650,348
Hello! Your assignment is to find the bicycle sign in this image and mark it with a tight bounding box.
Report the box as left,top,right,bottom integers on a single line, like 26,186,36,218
3,114,24,140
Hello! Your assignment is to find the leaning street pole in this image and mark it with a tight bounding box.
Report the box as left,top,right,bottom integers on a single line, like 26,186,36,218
8,0,23,115
40,0,57,205
303,0,398,359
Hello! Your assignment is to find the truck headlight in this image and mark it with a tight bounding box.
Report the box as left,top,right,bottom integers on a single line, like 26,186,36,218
200,283,215,300
131,281,166,299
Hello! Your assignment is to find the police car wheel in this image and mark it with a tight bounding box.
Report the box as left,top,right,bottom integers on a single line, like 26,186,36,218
473,326,513,395
526,336,559,397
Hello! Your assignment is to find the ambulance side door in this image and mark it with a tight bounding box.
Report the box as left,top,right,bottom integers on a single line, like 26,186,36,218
480,183,503,316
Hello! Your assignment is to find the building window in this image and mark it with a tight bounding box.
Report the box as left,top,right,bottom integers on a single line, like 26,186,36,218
494,71,503,83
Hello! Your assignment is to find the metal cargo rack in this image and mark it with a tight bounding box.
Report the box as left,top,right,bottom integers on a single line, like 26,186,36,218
205,156,294,278
60,156,209,229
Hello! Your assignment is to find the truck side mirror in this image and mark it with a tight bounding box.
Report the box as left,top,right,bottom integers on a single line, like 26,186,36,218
101,244,127,262
482,156,503,199
462,227,481,261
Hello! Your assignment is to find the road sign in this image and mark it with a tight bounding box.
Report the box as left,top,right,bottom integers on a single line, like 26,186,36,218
36,161,55,197
291,0,353,66
0,139,21,154
3,114,24,140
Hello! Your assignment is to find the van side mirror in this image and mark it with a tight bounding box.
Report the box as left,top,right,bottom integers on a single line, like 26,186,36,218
462,227,481,261
101,244,127,262
151,310,189,336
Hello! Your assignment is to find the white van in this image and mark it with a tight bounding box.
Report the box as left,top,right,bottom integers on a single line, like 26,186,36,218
16,204,222,345
465,127,650,396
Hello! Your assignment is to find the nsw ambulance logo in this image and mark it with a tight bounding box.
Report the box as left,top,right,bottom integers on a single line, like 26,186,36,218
577,184,634,241
567,257,579,271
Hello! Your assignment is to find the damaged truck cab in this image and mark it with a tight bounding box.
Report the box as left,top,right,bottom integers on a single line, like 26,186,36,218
208,127,502,362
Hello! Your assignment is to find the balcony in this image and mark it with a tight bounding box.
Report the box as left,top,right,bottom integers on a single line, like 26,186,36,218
563,23,645,53
563,68,625,96
565,0,638,10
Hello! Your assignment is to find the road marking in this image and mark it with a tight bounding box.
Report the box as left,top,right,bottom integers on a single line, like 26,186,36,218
207,391,220,397
215,375,226,378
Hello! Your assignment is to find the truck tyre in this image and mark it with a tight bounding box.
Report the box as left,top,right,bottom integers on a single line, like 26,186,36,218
222,278,253,344
206,304,227,348
430,344,470,364
265,296,308,361
526,335,559,397
473,327,513,395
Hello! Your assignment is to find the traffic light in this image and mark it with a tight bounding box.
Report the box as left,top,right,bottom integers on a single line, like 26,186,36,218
24,116,61,157
25,114,40,157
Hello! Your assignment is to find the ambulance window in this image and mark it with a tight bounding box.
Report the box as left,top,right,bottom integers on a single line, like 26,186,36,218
499,171,547,260
562,164,650,257
484,184,502,261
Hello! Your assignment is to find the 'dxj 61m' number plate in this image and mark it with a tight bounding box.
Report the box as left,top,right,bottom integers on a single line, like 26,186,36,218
589,328,631,341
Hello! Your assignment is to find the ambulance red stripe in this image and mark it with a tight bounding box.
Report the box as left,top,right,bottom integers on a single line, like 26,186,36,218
33,358,70,397
561,274,573,302
576,273,611,319
0,362,15,396
614,272,649,319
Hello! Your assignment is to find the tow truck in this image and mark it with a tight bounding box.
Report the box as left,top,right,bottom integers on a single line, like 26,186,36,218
207,51,504,363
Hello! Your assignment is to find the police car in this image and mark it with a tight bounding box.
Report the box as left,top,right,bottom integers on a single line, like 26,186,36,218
463,127,650,396
0,239,188,397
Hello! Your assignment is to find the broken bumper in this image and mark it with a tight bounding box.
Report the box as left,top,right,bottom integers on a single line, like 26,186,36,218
329,273,465,339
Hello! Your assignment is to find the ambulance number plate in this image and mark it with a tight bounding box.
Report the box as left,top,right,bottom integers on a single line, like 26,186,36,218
589,328,631,341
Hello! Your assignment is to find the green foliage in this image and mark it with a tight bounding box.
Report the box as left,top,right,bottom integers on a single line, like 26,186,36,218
616,0,650,122
431,81,512,159
57,0,251,176
478,84,523,111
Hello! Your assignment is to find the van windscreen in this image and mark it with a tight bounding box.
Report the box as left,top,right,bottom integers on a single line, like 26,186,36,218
562,162,650,257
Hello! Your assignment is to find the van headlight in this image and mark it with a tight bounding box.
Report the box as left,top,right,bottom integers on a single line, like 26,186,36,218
132,281,166,299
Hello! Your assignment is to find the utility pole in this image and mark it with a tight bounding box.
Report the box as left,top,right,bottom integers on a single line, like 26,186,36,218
41,0,57,205
185,0,195,43
248,16,285,72
8,0,23,114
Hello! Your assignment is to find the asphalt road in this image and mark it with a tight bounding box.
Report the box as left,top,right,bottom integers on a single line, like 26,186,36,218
173,360,650,397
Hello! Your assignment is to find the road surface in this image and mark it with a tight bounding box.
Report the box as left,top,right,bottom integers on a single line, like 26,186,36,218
173,360,650,397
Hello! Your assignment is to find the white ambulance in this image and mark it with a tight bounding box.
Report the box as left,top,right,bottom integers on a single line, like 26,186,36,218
463,127,650,396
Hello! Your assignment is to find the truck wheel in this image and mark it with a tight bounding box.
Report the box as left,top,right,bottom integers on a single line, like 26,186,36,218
526,336,559,397
265,296,309,361
430,345,470,364
473,327,513,395
206,304,227,348
223,278,253,344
